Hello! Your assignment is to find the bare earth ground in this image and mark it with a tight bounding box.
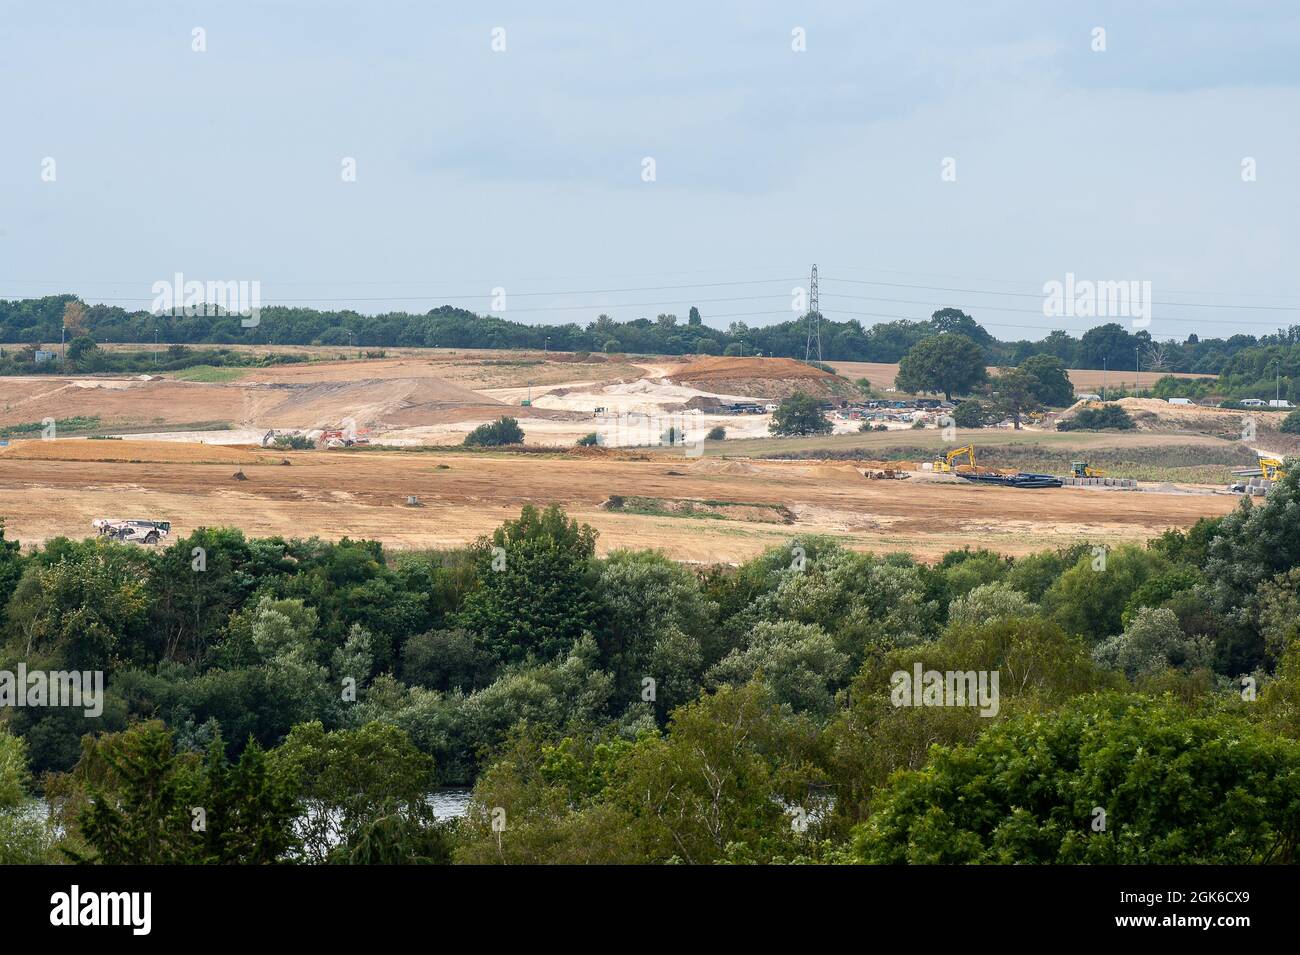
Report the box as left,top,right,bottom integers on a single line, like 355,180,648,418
0,349,1269,562
0,440,1240,562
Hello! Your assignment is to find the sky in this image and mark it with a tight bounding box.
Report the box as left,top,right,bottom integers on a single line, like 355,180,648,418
2,0,1299,342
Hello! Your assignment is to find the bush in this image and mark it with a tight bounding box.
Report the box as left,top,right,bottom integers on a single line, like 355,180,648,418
464,417,525,447
576,432,599,447
706,426,726,441
1282,409,1300,434
273,434,315,450
1057,404,1135,431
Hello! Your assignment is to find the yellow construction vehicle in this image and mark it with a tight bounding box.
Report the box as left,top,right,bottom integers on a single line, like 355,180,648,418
1071,461,1106,478
1259,457,1288,480
934,445,976,473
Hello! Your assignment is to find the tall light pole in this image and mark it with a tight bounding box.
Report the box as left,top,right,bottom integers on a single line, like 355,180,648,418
1135,346,1140,394
1102,357,1107,400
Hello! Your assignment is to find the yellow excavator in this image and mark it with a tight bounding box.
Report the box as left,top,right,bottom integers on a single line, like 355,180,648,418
934,445,977,473
1259,457,1288,480
1071,461,1106,478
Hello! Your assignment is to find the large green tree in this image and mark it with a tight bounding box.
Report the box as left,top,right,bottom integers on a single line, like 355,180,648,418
769,392,832,436
457,505,600,663
895,334,987,401
989,366,1040,429
1018,353,1075,406
68,721,298,864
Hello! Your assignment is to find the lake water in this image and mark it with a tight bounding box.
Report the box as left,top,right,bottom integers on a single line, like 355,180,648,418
427,788,471,818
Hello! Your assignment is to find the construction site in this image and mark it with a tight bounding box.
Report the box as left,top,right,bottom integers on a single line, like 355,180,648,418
0,347,1280,562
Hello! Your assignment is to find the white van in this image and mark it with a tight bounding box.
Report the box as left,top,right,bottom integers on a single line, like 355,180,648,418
1240,398,1266,408
1268,399,1294,409
1167,397,1193,406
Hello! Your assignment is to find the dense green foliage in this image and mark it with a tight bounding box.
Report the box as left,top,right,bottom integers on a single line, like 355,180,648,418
951,399,986,428
7,296,1300,396
895,333,988,400
463,417,525,447
769,392,833,436
1057,404,1136,431
4,462,1300,864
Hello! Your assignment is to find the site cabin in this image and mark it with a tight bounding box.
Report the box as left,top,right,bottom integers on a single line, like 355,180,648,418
1268,400,1294,409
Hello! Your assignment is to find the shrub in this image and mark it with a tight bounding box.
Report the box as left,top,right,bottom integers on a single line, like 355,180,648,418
273,434,315,450
1281,409,1300,434
464,417,525,447
706,426,726,441
1056,404,1135,431
576,432,599,447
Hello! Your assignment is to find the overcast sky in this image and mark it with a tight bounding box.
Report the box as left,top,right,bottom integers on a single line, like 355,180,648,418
3,1,1299,341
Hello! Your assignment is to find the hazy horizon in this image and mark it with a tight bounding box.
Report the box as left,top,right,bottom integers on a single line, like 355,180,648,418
3,1,1299,342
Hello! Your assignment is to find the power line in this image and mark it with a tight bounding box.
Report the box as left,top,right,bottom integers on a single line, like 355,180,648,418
822,264,1300,303
822,275,1300,311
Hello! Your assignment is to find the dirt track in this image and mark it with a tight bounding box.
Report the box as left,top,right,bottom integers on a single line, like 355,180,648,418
0,442,1240,562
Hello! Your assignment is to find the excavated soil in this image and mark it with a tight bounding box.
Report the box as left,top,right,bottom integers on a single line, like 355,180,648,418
0,444,1240,563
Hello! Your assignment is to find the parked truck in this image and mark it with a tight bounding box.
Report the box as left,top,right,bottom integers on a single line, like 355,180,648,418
92,519,172,544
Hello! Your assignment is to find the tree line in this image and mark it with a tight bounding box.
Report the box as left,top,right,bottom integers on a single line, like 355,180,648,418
5,295,1300,393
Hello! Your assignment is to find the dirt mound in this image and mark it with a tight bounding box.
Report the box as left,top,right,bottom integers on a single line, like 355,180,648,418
689,458,762,476
1112,398,1285,435
659,356,842,398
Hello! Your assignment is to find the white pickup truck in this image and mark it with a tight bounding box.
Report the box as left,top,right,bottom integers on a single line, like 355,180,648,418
92,519,172,544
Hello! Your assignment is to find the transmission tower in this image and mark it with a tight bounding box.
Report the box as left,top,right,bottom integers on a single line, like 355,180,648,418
804,263,822,364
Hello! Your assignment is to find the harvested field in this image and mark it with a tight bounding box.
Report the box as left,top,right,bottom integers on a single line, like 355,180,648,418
0,377,246,429
0,438,264,465
827,361,1214,394
0,443,1240,562
1065,369,1215,390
